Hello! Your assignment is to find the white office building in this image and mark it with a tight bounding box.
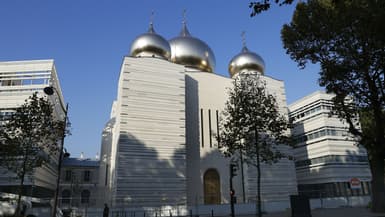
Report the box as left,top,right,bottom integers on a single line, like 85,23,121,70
288,91,372,199
0,59,65,199
99,21,297,213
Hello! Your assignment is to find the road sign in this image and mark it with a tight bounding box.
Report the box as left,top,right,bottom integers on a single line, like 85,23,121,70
350,177,361,189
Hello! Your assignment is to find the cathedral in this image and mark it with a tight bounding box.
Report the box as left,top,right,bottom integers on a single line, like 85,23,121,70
99,20,298,213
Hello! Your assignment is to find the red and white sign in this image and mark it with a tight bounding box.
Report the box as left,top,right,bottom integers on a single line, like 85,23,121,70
350,177,361,189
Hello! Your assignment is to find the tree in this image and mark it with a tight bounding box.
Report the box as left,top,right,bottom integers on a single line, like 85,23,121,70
0,92,64,216
281,0,385,212
218,74,291,217
249,0,294,16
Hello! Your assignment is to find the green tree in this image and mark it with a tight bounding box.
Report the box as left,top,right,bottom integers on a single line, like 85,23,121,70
218,74,291,217
281,0,385,212
0,92,64,216
249,0,294,16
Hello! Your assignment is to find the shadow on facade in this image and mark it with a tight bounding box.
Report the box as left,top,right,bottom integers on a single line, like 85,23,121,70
113,132,186,211
185,74,201,206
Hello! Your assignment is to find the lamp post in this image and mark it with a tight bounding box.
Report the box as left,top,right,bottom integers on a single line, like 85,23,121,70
44,86,68,217
240,138,246,203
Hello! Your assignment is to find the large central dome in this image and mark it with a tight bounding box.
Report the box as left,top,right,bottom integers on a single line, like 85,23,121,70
169,23,216,72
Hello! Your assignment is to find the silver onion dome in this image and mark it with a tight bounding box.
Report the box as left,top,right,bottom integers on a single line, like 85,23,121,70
169,23,216,72
130,23,171,60
228,46,265,78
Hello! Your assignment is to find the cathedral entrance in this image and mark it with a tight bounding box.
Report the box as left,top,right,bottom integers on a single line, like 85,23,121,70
204,169,221,204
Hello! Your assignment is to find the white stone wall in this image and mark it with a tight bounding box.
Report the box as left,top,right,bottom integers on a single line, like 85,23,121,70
185,71,297,205
110,57,187,208
185,71,233,205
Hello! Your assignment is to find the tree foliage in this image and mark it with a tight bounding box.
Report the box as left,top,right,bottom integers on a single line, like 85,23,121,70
218,74,291,217
281,0,385,212
249,0,294,16
0,92,64,216
219,74,291,164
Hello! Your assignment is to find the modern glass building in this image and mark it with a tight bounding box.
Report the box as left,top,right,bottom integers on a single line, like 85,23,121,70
0,59,65,200
288,91,372,199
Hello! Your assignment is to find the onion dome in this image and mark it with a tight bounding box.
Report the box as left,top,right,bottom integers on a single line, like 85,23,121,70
130,23,171,60
228,46,265,78
169,22,216,72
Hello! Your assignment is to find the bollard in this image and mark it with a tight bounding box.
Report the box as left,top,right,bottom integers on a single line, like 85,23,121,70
189,210,192,217
211,210,214,217
169,210,172,217
144,212,145,217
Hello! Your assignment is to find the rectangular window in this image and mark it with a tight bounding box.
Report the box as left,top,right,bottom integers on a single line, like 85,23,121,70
65,170,72,181
208,109,212,148
201,109,204,148
105,164,109,186
335,183,341,197
216,110,220,148
363,182,370,195
331,129,337,136
84,170,91,182
308,134,314,140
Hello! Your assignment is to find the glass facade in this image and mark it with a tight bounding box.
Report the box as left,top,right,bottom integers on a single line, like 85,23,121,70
298,181,371,198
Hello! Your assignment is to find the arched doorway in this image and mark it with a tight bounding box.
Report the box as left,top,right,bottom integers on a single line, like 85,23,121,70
204,169,221,204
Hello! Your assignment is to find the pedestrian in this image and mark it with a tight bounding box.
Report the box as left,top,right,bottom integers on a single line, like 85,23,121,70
103,203,109,217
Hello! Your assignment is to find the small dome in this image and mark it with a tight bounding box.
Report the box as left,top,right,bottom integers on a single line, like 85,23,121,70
228,46,265,78
130,23,171,60
169,23,216,72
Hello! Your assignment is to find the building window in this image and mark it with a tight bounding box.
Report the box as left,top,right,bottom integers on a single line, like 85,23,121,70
65,170,72,182
216,110,220,148
61,190,71,204
84,170,91,182
81,190,90,204
298,182,371,198
105,164,109,186
295,155,369,167
208,109,212,148
201,109,204,148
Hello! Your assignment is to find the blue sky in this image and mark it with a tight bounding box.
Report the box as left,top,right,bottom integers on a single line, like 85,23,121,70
0,1,321,158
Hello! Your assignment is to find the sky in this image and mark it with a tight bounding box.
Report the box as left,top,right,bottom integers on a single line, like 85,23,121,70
0,1,322,158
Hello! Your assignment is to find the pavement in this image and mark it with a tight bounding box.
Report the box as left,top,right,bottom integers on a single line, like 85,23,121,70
258,207,385,217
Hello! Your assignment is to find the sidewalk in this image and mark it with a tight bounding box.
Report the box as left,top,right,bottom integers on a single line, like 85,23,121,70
259,207,385,217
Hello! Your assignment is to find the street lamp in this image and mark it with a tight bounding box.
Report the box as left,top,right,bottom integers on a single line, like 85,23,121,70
44,86,68,217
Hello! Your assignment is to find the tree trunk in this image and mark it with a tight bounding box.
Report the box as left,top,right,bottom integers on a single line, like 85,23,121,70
370,152,385,213
15,158,27,217
240,151,246,203
255,129,262,217
371,101,385,213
